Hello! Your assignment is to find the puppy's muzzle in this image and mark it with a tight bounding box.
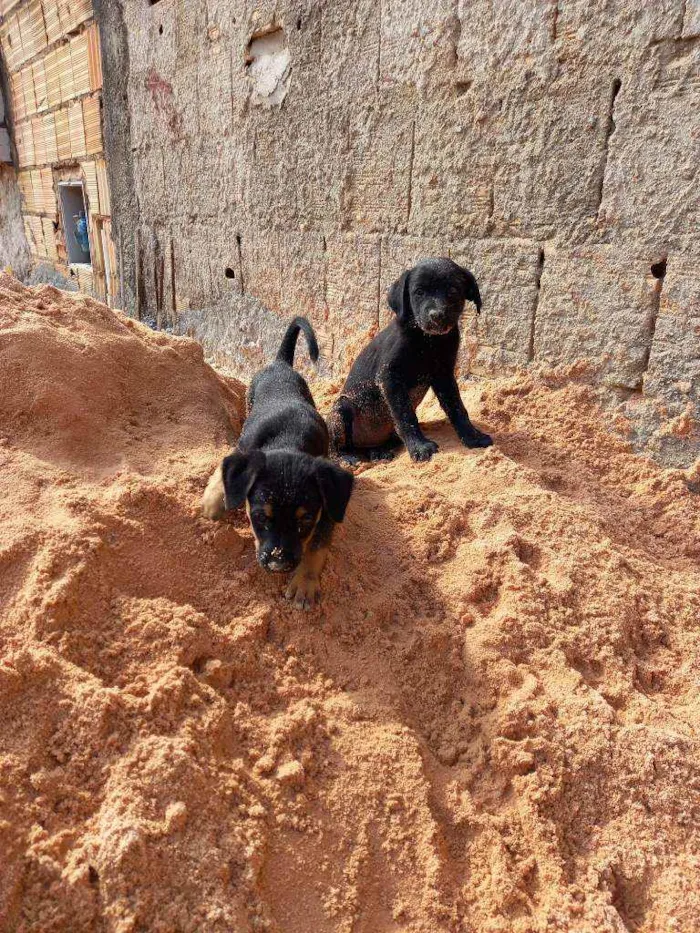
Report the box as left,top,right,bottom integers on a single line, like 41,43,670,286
426,306,454,334
259,546,297,574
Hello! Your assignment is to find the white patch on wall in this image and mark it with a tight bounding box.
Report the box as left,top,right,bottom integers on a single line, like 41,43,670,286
245,28,291,108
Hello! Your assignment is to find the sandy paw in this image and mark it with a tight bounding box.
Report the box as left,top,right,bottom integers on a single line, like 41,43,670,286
201,464,226,520
286,571,321,610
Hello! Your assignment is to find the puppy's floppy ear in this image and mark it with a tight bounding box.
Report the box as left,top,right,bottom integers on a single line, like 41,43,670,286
387,269,413,325
315,460,355,523
453,263,482,315
222,449,265,509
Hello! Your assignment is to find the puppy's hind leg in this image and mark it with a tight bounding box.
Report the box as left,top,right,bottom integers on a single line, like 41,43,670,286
286,514,334,610
367,434,402,462
328,398,357,459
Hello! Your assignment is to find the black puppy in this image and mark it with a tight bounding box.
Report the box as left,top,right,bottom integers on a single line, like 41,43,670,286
329,257,492,463
202,317,354,609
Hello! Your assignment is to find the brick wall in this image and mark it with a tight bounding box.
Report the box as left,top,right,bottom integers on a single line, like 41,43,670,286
0,0,117,303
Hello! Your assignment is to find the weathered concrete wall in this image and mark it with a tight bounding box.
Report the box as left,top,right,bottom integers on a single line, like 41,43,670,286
98,0,699,466
0,83,30,279
0,162,30,277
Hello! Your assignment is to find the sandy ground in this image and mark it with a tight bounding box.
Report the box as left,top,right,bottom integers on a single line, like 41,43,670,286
1,275,699,933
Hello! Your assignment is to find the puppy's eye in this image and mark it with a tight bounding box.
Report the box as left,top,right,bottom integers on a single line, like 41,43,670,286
296,510,316,534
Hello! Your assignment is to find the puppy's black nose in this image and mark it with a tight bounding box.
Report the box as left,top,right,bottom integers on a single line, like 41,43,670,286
260,547,296,573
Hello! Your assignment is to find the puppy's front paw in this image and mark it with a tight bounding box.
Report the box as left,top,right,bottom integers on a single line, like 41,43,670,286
408,438,439,462
201,465,227,519
461,428,493,449
286,570,321,611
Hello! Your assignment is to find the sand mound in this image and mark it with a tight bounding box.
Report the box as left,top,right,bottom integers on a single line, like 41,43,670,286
0,273,242,472
1,278,699,933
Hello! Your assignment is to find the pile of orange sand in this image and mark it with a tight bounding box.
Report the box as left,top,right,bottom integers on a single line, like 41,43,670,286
1,274,699,933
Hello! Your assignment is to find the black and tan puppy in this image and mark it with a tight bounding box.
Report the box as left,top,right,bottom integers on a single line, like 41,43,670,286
329,257,492,463
202,317,354,609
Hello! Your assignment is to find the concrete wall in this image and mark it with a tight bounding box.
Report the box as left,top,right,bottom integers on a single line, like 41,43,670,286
99,0,699,467
0,83,30,278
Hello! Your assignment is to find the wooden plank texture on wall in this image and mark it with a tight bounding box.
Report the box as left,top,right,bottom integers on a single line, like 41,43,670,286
58,0,91,35
55,106,71,160
81,159,99,215
39,167,55,214
70,32,90,96
82,93,100,155
43,112,58,162
22,0,47,61
68,98,86,157
32,58,49,112
11,72,26,121
42,216,59,261
31,116,46,164
42,0,63,45
95,158,110,215
18,171,35,212
86,22,102,90
0,15,22,72
45,48,62,108
21,66,37,118
58,43,74,102
0,0,22,19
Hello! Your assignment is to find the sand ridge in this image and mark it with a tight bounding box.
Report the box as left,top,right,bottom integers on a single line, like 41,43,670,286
1,276,699,932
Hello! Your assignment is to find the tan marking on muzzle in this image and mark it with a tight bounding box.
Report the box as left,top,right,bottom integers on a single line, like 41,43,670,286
245,500,261,548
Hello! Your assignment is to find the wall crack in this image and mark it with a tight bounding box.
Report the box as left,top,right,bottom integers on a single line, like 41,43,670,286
236,234,245,295
321,234,328,320
406,120,416,226
376,236,382,329
376,0,382,90
596,77,622,219
551,0,560,42
528,247,545,362
637,257,668,387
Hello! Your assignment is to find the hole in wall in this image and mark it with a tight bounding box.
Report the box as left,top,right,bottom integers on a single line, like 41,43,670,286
159,24,163,35
225,267,235,279
453,80,472,97
58,183,91,265
536,248,545,287
297,17,302,30
245,27,291,108
650,259,667,280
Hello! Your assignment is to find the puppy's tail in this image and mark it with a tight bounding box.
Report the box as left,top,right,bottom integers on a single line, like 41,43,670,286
276,316,320,368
